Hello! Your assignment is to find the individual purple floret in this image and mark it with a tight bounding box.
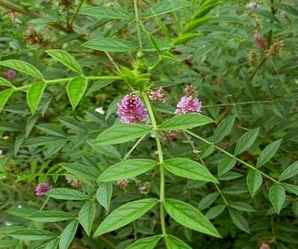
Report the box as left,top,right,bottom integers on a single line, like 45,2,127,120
175,96,202,114
35,182,51,197
3,69,16,81
117,94,148,124
149,87,166,103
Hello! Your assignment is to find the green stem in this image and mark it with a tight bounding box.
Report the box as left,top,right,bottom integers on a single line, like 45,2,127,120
133,0,143,50
123,134,146,160
69,0,86,29
186,130,280,184
142,93,167,237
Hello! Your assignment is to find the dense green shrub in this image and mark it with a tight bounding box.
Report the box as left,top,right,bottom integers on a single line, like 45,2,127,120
0,0,297,249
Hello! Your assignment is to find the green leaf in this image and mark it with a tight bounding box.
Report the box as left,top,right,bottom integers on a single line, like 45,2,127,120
63,162,100,182
45,239,59,249
234,128,260,155
279,161,298,181
94,198,158,237
83,37,136,52
0,60,43,79
10,229,56,241
198,192,219,210
269,184,286,214
26,210,75,222
163,158,218,183
184,16,214,33
48,188,89,200
212,115,236,143
246,169,263,197
126,235,162,249
66,76,88,110
80,6,128,20
97,159,156,182
79,202,96,236
0,77,13,87
0,88,14,112
59,220,78,249
205,205,226,220
164,199,221,238
229,209,250,233
96,183,113,211
283,183,298,196
193,0,222,18
94,123,151,145
26,82,46,114
165,234,192,249
217,157,236,177
46,50,81,73
230,202,255,212
160,113,214,130
257,139,282,167
0,240,18,248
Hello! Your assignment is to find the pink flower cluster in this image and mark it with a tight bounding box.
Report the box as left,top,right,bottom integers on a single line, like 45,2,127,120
117,94,148,124
35,182,51,197
175,96,202,114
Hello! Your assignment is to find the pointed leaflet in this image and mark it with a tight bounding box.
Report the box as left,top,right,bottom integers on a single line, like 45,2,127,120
26,210,75,222
165,235,192,249
96,183,113,211
79,202,96,236
10,229,56,241
283,183,298,196
257,139,282,167
66,76,88,110
234,128,260,155
163,158,218,183
228,209,250,233
45,239,59,249
97,159,156,182
46,49,81,73
59,220,78,249
125,235,162,249
94,198,158,237
212,115,236,143
26,82,46,114
0,89,14,112
217,157,236,177
0,60,43,79
159,113,214,130
94,123,151,145
164,199,221,238
83,37,136,52
206,205,226,220
269,184,286,214
279,161,298,181
246,169,263,197
48,188,89,200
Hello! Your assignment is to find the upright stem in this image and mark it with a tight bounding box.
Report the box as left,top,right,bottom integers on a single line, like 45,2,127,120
133,0,143,50
142,93,167,237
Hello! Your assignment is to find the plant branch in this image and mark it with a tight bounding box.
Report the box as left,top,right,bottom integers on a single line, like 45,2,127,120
186,130,280,184
133,0,143,50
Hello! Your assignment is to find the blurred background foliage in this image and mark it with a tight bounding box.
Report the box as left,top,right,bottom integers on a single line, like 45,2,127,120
0,0,297,248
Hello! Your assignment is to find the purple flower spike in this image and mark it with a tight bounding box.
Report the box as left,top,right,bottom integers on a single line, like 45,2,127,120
3,69,16,81
149,87,166,103
175,96,202,114
35,182,51,197
117,94,148,124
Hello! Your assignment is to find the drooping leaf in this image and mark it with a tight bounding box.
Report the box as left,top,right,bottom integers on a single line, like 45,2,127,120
46,50,81,73
0,88,14,112
97,159,156,182
59,220,78,249
96,183,113,212
26,82,46,114
257,139,282,167
83,37,136,52
163,158,218,183
79,202,96,236
228,209,250,233
48,188,89,201
165,234,192,249
94,198,158,237
164,199,221,238
126,235,162,249
66,76,88,110
0,60,43,79
94,123,151,145
160,113,214,130
234,128,260,155
246,169,263,197
269,184,286,214
279,161,298,181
